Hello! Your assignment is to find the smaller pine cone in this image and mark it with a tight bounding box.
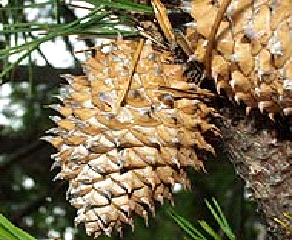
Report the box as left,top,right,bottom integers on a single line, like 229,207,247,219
187,0,291,117
44,38,220,237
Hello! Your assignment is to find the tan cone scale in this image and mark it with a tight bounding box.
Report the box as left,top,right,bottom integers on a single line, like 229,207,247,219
187,0,291,118
44,38,220,237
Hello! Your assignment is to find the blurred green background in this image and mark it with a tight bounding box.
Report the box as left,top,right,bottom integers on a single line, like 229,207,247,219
0,1,265,239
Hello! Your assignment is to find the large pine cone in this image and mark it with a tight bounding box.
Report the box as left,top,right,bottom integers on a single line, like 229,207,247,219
44,38,220,237
187,0,291,118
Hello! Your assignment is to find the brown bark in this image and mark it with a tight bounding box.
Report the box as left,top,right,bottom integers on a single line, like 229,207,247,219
218,100,291,240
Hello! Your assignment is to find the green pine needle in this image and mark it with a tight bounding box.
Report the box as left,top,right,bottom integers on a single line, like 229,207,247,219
0,0,150,82
0,214,36,240
167,198,237,240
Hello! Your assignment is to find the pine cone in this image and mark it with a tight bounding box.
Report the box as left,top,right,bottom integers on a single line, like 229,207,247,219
187,0,291,118
44,38,220,237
